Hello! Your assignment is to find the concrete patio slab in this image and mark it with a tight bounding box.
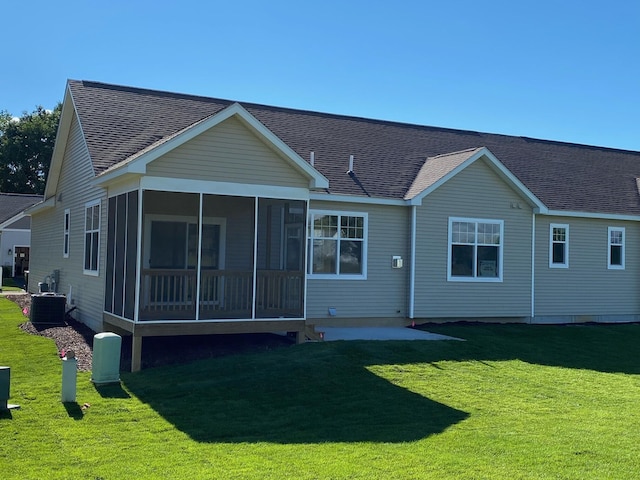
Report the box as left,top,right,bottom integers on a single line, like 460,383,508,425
319,326,463,342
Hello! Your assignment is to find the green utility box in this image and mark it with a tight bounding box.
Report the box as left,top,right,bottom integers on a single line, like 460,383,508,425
0,366,9,409
91,333,122,385
0,366,18,410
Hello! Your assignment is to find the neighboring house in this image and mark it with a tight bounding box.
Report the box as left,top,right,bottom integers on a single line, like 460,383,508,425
0,193,42,278
27,80,640,370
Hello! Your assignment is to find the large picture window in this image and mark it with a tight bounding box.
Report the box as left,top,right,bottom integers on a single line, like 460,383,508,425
308,211,367,278
84,200,100,274
549,224,569,268
448,217,503,282
608,227,625,269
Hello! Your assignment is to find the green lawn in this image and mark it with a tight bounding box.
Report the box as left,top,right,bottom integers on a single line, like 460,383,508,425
1,297,639,479
1,276,24,292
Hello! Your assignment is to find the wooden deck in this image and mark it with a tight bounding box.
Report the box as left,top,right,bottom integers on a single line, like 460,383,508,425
103,312,306,372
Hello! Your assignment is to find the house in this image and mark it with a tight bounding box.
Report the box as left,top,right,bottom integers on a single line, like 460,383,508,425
27,80,640,371
0,193,42,279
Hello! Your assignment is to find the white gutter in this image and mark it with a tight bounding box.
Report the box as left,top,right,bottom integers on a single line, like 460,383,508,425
409,205,417,319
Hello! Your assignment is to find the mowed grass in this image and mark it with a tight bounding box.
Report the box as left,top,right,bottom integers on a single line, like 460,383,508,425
1,297,640,479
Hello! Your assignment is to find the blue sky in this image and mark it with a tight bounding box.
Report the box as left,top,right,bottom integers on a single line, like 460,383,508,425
3,0,639,150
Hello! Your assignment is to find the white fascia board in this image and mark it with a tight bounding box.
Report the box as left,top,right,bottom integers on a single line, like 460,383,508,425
480,148,546,212
407,147,546,213
24,196,56,215
44,86,76,199
140,176,310,201
542,210,640,222
230,104,329,189
93,102,329,190
0,213,26,230
309,192,407,206
407,148,486,206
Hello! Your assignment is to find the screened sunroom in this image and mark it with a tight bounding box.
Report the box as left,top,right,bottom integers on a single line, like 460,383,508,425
104,190,307,323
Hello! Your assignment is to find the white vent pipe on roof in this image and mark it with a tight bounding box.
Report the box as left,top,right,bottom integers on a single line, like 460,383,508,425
310,151,315,166
348,155,354,173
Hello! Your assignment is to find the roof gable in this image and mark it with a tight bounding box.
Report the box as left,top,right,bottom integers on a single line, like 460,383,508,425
93,102,328,189
406,147,545,211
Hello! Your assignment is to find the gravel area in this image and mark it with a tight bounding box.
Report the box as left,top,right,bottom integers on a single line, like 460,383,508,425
8,293,294,372
10,293,95,371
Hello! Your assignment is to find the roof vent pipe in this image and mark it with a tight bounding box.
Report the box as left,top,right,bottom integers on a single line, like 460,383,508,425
310,151,315,167
348,155,354,173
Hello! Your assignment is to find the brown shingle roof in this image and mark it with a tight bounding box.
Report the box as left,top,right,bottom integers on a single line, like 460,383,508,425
68,80,640,216
0,193,43,224
405,147,485,200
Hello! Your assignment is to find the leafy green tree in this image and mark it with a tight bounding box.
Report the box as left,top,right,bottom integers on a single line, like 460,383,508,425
0,104,61,194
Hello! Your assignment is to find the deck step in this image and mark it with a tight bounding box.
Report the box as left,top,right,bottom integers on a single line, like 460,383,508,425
305,325,324,342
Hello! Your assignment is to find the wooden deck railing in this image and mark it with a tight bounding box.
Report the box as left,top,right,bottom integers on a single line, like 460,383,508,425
140,269,304,320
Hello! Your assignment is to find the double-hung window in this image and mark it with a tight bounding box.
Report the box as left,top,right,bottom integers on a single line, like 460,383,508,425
63,208,70,258
308,211,367,278
549,224,569,268
448,217,503,281
84,200,100,275
608,227,625,269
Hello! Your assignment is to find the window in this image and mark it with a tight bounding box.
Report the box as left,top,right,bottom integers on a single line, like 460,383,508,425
63,209,70,258
549,224,569,268
448,217,503,282
308,211,367,278
608,227,625,269
84,200,100,274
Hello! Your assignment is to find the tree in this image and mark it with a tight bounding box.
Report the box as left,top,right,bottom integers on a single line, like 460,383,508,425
0,104,62,194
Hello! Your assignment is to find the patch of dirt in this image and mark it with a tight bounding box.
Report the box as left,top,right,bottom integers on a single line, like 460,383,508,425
9,294,294,372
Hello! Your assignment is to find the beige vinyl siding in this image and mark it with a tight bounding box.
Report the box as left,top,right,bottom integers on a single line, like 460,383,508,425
534,216,640,319
306,201,410,322
147,116,309,188
413,159,533,319
30,113,107,332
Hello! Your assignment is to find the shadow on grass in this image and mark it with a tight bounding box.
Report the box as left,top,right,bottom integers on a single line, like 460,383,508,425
94,383,131,399
63,402,84,420
420,322,640,375
123,342,469,444
121,322,640,444
0,409,13,420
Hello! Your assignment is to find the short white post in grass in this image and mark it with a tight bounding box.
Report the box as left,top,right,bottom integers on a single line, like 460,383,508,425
61,350,78,403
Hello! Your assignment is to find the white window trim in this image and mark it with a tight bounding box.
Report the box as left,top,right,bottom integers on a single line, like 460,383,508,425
549,223,569,269
63,208,70,258
142,214,227,270
447,217,504,283
83,199,101,276
308,210,368,280
608,226,625,270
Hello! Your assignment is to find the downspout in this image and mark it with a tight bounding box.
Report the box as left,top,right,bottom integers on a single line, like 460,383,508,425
409,205,417,319
530,212,536,323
